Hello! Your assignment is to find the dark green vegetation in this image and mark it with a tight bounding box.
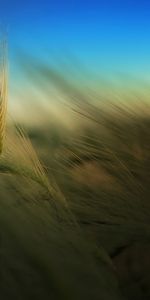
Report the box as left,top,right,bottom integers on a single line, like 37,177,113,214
1,59,150,299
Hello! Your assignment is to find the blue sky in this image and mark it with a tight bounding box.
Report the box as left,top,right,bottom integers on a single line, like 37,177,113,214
1,0,150,81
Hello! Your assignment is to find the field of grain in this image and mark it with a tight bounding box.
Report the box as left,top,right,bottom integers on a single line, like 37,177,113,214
1,47,150,300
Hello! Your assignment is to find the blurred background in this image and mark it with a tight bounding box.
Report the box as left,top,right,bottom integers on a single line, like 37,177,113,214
1,0,150,126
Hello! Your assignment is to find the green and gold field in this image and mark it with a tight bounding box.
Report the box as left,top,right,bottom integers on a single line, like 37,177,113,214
1,44,150,300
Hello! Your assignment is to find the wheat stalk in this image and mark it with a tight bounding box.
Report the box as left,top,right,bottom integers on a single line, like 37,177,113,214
0,39,8,154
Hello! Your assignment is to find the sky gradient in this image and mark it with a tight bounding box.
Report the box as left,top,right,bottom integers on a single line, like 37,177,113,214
0,0,150,81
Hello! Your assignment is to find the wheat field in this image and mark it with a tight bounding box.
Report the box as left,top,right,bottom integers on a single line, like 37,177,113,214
0,46,150,300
